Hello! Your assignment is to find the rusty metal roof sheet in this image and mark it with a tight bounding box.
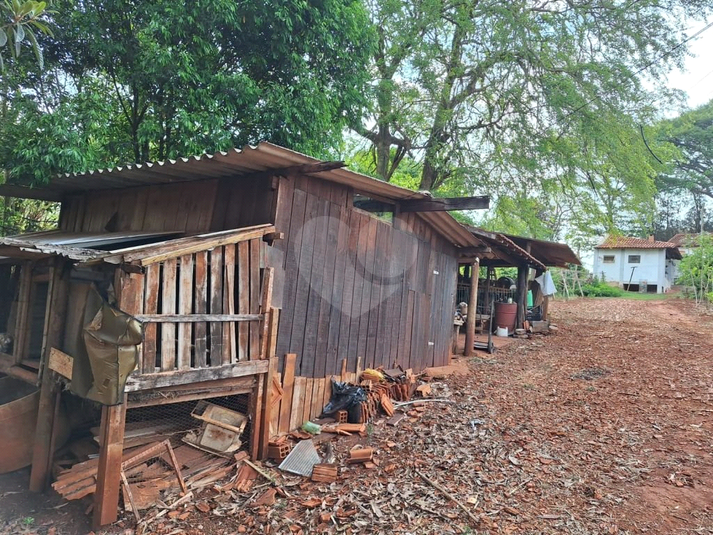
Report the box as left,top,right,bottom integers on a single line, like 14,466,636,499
0,230,182,261
504,234,581,268
0,225,276,265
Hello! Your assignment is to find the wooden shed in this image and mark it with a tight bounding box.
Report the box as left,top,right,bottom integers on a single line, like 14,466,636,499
0,143,487,526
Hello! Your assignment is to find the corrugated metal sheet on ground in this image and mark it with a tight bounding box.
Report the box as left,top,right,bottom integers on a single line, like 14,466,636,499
278,439,321,477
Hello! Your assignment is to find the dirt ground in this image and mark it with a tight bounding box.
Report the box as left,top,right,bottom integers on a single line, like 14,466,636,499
2,296,712,534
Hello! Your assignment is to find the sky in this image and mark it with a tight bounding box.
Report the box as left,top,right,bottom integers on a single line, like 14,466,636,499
665,23,713,110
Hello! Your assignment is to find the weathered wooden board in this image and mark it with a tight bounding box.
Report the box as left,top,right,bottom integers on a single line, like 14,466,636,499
209,247,223,366
160,258,177,371
278,354,297,434
177,255,193,370
193,251,208,368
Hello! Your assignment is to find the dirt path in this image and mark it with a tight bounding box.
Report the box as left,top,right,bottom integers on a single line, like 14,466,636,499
463,297,713,534
2,297,712,534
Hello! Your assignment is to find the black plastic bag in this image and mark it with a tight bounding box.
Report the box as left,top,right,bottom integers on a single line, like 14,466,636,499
321,379,367,421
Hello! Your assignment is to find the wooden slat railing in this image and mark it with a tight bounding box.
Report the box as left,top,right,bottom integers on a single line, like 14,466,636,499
118,236,272,390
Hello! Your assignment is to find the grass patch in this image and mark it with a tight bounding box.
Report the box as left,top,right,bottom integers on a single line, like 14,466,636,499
617,292,675,301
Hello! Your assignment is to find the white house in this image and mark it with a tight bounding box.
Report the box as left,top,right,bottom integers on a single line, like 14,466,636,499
593,236,682,293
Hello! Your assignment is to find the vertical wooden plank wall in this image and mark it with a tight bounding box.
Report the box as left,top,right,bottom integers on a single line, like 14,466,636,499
58,178,274,234
273,178,460,380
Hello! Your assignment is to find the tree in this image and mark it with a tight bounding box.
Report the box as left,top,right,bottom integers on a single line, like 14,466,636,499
656,99,713,201
1,0,374,188
677,232,713,305
0,0,57,236
354,0,711,238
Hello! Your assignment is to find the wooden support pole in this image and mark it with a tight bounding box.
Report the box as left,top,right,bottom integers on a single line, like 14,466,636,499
30,259,69,492
258,308,279,459
92,401,127,529
515,264,528,329
29,370,59,492
464,259,480,357
484,266,493,333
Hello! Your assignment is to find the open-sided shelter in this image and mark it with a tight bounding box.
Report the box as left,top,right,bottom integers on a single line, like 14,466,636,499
456,226,581,351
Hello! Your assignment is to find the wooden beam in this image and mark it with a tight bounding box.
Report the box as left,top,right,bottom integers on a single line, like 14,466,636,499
244,161,345,180
259,309,279,459
464,260,480,357
0,184,63,202
124,359,269,391
458,246,492,256
515,264,528,330
352,199,395,212
399,196,490,212
92,401,127,528
134,313,262,323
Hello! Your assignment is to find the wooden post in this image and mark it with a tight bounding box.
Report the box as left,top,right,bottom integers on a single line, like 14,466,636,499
29,370,59,492
258,308,279,459
484,266,493,332
515,263,528,329
92,401,127,528
30,259,69,492
13,261,33,365
464,259,480,357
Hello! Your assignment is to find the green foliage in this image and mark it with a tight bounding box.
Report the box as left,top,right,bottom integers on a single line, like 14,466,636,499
677,233,713,304
0,0,52,72
354,0,711,242
580,278,625,298
2,0,375,188
655,99,713,201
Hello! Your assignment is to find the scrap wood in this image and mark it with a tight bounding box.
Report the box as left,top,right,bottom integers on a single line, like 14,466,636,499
416,470,480,526
120,440,188,521
386,413,406,426
245,459,280,486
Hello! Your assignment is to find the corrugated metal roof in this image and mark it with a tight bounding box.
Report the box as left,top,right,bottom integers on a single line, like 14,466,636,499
0,142,480,248
595,236,679,250
464,226,581,269
504,234,581,268
0,230,184,262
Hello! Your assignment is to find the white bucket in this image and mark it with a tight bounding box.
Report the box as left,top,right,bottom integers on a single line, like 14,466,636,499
495,326,509,337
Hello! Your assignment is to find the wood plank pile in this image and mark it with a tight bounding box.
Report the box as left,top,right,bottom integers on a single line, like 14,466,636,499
52,441,235,504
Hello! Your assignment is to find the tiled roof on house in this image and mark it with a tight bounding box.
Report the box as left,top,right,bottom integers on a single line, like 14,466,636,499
595,235,679,249
669,233,710,246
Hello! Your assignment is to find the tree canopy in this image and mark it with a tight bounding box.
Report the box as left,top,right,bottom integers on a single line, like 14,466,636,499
656,99,713,201
2,0,375,186
352,0,712,241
